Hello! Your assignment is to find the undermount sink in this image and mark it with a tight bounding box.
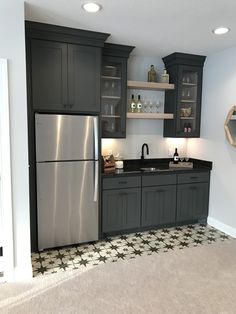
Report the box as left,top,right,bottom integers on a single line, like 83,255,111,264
140,167,173,172
140,167,158,172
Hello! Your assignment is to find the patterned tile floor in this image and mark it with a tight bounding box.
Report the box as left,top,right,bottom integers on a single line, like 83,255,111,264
32,224,232,277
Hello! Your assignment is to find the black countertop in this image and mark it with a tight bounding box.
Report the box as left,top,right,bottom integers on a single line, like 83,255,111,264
102,158,212,177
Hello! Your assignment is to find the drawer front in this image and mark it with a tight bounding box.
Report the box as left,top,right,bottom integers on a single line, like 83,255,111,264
103,176,141,190
142,174,177,187
177,171,210,184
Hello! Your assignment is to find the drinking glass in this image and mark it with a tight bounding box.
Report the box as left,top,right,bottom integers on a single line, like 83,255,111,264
185,157,189,162
149,101,153,113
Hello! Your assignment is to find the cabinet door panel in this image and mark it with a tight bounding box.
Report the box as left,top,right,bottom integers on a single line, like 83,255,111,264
68,44,101,113
101,56,127,138
31,39,68,110
176,183,209,222
102,190,124,232
142,185,176,227
123,188,141,229
102,188,141,233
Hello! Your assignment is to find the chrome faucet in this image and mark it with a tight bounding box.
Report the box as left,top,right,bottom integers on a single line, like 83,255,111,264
141,143,149,161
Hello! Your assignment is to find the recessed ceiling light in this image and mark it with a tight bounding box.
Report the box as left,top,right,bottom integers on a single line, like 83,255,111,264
213,27,230,35
82,2,102,13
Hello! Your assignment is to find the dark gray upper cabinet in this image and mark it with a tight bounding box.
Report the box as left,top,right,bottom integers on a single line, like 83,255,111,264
30,40,101,112
31,40,68,111
26,21,109,114
162,53,206,138
101,43,134,138
68,44,101,112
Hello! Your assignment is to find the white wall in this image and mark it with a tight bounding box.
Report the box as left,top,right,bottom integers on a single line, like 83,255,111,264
102,56,187,158
188,46,236,234
0,0,31,279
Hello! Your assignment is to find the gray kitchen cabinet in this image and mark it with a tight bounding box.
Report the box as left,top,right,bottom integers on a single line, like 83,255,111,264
102,170,210,237
30,39,101,113
163,53,206,138
176,182,209,222
101,43,134,138
31,39,68,111
141,173,177,228
102,187,141,233
142,183,176,227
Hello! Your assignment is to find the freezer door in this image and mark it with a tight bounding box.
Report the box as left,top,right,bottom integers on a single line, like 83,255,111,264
37,161,99,250
35,114,98,162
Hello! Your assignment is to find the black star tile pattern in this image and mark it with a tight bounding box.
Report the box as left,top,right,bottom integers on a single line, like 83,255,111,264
32,224,232,277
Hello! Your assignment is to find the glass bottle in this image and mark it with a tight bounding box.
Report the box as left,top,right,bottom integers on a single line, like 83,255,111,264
136,95,142,113
147,65,157,82
129,94,136,113
173,148,179,164
161,68,169,83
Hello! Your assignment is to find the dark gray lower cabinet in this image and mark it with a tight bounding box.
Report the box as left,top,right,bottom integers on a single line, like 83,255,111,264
142,185,176,227
103,188,141,233
102,171,210,235
176,182,209,222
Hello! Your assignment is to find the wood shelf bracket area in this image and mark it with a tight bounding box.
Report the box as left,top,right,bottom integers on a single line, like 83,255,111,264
127,112,174,119
127,80,175,91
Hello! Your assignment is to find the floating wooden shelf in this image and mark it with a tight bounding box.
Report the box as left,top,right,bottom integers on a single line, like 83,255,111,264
127,112,174,120
127,80,175,91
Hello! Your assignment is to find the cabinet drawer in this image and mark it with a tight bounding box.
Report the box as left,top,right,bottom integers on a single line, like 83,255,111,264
177,172,210,184
142,174,177,187
103,176,141,190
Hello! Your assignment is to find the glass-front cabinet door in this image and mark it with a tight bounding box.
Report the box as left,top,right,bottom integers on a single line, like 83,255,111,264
163,53,206,138
101,56,126,138
177,66,202,137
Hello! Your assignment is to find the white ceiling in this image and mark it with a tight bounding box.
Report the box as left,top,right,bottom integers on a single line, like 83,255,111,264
25,0,236,57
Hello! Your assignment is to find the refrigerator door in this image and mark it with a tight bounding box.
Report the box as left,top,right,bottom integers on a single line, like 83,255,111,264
35,114,98,162
37,160,99,250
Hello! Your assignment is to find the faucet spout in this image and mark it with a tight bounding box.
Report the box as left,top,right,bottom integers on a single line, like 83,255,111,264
141,143,149,161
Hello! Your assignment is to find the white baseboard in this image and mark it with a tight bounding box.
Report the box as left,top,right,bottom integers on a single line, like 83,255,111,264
207,217,236,238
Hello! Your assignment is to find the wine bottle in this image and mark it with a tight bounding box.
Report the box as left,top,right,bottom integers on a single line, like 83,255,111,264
129,94,136,113
136,95,142,113
184,123,188,133
187,123,192,133
173,148,179,164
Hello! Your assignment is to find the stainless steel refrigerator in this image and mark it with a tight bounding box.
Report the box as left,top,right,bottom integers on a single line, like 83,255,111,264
35,113,99,250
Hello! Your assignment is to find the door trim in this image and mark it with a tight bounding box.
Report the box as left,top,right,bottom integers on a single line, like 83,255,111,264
0,59,14,281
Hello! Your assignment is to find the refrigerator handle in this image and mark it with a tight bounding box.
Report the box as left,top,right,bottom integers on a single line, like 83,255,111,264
94,161,99,202
93,117,99,160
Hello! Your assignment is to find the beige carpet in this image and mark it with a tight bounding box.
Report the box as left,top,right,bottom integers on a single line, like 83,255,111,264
1,240,236,314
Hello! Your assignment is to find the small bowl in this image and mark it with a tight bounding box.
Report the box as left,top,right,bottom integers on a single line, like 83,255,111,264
180,107,192,117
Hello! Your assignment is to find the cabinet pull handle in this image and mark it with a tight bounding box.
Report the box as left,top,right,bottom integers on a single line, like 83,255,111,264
119,192,127,196
156,189,164,193
190,186,197,190
118,181,127,185
190,176,198,179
